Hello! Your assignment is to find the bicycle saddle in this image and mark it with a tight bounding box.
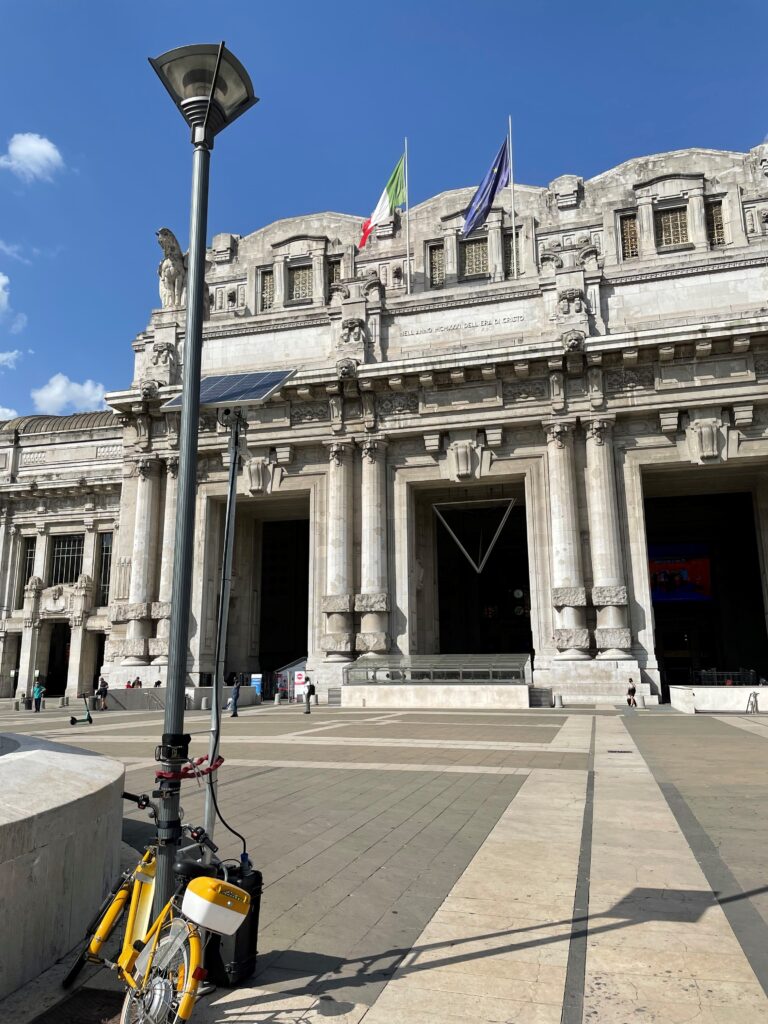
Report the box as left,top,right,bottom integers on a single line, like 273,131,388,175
173,857,217,880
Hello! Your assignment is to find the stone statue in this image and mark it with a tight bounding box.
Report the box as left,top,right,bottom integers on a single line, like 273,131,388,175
156,228,186,308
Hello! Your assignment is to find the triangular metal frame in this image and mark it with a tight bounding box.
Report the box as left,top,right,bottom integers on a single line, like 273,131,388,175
433,498,516,574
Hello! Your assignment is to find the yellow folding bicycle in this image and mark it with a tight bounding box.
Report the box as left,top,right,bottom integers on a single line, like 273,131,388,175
63,791,251,1024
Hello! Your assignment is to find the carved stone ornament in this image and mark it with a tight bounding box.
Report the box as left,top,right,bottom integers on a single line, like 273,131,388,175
156,227,186,309
327,442,348,467
684,409,728,465
561,329,586,353
151,341,175,367
140,379,160,400
24,576,43,595
552,586,587,608
245,456,282,496
558,288,585,316
330,281,351,305
339,317,366,347
355,631,389,654
165,455,180,478
591,585,627,606
336,357,358,380
321,594,354,613
354,592,389,612
544,421,572,449
136,457,157,480
554,627,590,651
595,627,632,650
361,438,384,464
586,419,613,446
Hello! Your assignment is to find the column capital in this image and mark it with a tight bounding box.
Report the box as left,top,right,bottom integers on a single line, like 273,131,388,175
134,455,160,480
165,455,180,478
585,416,616,446
325,440,354,466
360,437,388,464
543,419,576,448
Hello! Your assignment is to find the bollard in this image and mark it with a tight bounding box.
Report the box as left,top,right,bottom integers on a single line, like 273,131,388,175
313,694,319,706
13,700,19,711
554,694,563,708
201,697,211,711
59,697,67,708
637,694,646,709
274,693,280,705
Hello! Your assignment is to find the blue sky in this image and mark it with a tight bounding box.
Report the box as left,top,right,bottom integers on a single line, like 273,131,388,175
0,0,765,418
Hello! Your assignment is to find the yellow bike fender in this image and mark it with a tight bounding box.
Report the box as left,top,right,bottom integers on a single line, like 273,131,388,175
177,926,203,1021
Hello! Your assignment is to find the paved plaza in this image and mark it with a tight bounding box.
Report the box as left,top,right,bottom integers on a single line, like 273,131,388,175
3,702,768,1023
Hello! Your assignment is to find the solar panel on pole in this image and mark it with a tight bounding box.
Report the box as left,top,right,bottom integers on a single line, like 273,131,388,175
161,368,295,410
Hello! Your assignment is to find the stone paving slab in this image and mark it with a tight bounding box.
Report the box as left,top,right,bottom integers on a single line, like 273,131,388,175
3,705,768,1023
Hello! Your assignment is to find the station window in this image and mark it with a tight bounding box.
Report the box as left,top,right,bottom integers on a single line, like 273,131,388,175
260,269,274,311
288,264,313,301
654,206,689,248
619,214,639,259
327,257,342,299
459,238,488,278
503,231,521,276
49,534,84,586
706,201,725,247
16,536,36,606
428,243,445,288
97,532,113,607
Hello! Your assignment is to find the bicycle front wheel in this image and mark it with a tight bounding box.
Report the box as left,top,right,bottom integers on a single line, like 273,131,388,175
119,922,198,1024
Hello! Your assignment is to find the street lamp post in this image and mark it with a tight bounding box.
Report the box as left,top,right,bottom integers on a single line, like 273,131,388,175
149,42,257,911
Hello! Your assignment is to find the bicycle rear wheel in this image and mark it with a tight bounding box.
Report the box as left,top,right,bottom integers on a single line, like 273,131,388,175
119,923,195,1024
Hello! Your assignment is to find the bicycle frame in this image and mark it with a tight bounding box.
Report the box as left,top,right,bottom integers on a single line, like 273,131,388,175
86,846,204,1020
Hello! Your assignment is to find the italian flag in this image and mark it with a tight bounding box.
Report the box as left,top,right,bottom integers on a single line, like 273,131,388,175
359,154,406,249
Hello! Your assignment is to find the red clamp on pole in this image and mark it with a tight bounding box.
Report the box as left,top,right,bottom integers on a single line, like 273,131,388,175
155,754,225,781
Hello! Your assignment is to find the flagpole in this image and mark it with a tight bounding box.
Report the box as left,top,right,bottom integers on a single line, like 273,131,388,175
404,136,412,295
508,115,518,279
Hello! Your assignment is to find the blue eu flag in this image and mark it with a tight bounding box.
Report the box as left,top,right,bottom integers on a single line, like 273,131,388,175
462,140,510,237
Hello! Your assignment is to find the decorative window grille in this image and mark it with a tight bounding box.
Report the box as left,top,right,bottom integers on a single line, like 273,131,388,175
619,214,639,259
97,532,113,607
288,264,313,301
328,258,342,287
428,244,445,288
17,536,36,605
706,201,725,246
50,534,84,586
260,270,274,311
459,238,488,278
503,231,521,276
654,206,688,247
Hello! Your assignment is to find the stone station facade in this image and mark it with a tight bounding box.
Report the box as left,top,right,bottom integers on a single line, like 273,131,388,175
2,143,768,703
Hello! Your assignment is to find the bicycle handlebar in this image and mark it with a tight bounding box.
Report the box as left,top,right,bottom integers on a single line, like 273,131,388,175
122,791,150,810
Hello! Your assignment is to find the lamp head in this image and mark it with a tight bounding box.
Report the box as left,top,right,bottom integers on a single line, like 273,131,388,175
149,42,258,146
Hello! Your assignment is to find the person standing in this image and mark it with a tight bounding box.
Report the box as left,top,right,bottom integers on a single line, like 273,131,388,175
230,679,241,718
96,676,109,711
304,679,316,714
33,679,46,713
627,678,637,709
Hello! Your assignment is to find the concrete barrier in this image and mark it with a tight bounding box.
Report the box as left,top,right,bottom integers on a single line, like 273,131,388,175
342,683,530,709
670,685,767,714
0,733,124,999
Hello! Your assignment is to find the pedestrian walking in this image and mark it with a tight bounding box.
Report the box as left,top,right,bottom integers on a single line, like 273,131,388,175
96,676,109,711
33,679,46,713
133,676,143,689
627,678,637,708
230,679,241,718
153,678,162,688
304,679,316,714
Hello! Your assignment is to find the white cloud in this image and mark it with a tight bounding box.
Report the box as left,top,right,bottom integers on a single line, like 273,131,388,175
0,240,29,264
0,406,17,419
31,373,106,415
10,312,27,334
0,349,22,369
0,133,64,183
0,272,9,313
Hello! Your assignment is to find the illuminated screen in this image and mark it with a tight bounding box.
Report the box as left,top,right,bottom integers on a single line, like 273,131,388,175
648,544,712,602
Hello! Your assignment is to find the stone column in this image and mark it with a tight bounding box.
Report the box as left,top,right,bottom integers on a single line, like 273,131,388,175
18,576,42,696
66,574,94,697
121,456,159,666
322,441,354,661
544,421,589,659
687,187,708,252
151,456,179,667
356,438,389,654
636,196,656,259
585,418,633,658
2,525,19,614
0,512,10,618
